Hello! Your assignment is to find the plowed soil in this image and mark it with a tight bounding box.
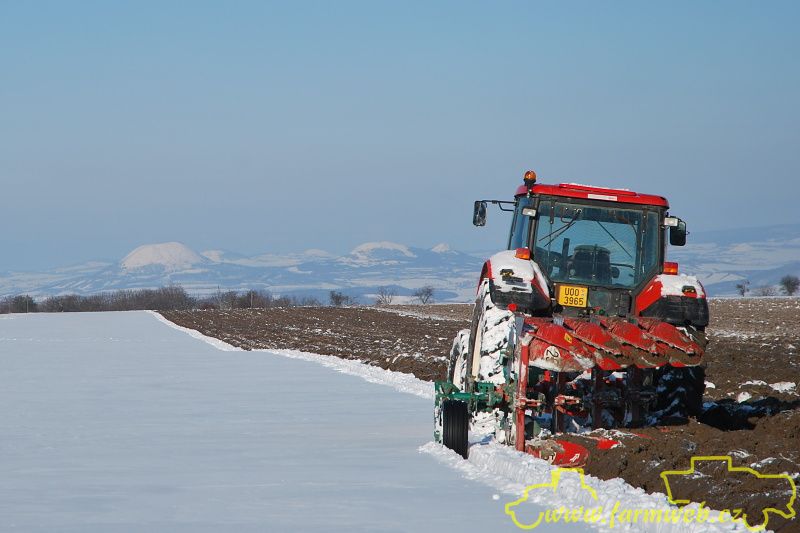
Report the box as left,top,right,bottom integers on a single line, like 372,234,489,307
161,298,800,531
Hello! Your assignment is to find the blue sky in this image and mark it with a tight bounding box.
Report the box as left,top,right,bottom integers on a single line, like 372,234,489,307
1,1,798,270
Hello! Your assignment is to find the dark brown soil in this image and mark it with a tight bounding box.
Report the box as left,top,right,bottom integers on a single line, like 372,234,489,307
161,298,800,531
161,305,469,381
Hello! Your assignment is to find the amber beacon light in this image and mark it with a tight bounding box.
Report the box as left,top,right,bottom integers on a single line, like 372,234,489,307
523,170,537,187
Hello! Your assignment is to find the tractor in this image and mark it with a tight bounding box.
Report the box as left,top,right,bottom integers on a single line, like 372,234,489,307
435,171,708,464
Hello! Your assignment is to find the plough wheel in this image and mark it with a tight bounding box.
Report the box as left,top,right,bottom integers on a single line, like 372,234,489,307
442,400,469,459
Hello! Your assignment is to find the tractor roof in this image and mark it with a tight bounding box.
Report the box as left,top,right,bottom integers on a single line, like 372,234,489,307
516,182,669,208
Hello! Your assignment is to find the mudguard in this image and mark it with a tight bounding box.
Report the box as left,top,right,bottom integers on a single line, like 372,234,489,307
479,250,551,313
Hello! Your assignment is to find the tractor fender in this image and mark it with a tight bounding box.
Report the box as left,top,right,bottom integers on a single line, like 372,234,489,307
479,250,551,312
636,274,709,327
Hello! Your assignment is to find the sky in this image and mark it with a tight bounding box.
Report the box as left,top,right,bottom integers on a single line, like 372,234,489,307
1,1,798,270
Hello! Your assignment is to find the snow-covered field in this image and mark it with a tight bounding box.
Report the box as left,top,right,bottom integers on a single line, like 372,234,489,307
0,312,532,532
0,312,749,532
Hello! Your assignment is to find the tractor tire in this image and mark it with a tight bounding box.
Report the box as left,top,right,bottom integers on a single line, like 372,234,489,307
655,365,706,421
442,400,470,459
447,329,470,390
468,280,514,386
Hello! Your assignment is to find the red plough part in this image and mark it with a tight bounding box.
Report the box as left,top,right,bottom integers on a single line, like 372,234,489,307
510,329,591,467
525,439,589,468
514,317,703,466
523,315,704,371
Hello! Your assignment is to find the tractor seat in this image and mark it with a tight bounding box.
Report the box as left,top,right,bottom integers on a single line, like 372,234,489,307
571,245,612,284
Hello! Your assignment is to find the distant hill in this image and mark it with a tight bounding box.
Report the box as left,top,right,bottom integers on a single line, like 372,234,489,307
0,241,483,303
1,224,797,301
670,223,800,295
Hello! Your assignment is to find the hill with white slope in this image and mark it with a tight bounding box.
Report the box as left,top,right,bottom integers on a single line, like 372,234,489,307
0,224,797,300
346,242,418,265
122,242,206,271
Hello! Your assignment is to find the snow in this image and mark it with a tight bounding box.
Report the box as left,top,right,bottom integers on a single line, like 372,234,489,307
420,441,745,532
350,241,417,258
736,391,753,403
200,249,225,262
656,274,705,297
121,242,205,271
769,381,797,393
488,250,549,297
431,243,452,253
1,312,541,532
302,248,335,258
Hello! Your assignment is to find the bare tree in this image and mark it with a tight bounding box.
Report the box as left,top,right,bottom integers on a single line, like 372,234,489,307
9,295,37,313
293,296,321,306
412,285,435,304
374,287,397,306
753,285,777,297
217,291,238,310
329,291,354,307
779,275,800,296
735,280,749,296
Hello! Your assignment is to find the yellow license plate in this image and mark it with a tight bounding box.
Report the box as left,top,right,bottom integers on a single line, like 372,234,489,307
558,285,588,307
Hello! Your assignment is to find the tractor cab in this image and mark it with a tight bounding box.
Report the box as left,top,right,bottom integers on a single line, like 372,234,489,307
475,174,690,319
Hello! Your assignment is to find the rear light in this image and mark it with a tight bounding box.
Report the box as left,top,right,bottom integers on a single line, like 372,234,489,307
664,262,679,275
507,303,518,312
515,247,531,260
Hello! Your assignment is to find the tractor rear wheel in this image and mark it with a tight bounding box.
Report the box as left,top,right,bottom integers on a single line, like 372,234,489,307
655,365,706,421
467,280,513,386
442,400,469,459
447,329,470,390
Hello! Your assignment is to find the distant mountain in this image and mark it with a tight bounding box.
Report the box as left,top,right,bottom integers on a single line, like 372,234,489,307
122,242,206,271
1,224,797,301
670,223,800,295
0,241,484,303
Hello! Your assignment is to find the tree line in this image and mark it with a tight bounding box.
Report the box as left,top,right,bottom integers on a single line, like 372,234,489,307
0,287,322,314
735,275,799,297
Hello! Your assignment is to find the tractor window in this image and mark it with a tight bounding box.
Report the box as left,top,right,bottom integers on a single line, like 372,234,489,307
507,197,534,250
533,200,660,288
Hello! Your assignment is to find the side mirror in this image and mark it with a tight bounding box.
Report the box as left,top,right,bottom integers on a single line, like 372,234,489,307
473,201,487,227
669,220,687,246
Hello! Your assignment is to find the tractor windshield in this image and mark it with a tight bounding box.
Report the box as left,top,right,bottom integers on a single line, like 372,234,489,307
533,199,660,289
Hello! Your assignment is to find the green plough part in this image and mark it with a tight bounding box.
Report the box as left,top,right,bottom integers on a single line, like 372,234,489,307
433,380,510,443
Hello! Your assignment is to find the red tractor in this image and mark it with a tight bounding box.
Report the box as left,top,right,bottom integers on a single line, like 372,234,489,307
435,171,708,463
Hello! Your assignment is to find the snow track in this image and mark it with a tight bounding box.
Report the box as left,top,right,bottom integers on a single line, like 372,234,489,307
421,442,747,532
150,311,433,399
